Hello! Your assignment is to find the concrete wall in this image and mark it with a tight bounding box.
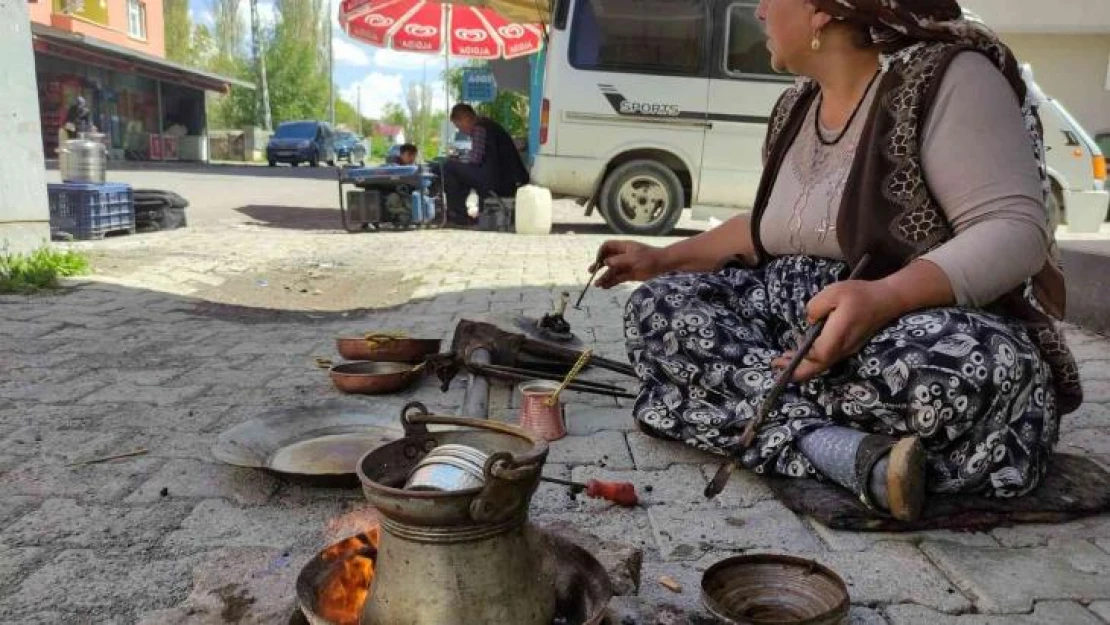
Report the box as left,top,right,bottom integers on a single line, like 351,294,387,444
1,0,51,255
963,0,1110,34
1002,33,1110,136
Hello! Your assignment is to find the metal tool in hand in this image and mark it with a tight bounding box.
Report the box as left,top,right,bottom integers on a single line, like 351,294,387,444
574,254,604,310
704,254,872,499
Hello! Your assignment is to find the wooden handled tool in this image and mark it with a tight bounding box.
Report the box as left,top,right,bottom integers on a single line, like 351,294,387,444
704,254,872,500
542,476,639,507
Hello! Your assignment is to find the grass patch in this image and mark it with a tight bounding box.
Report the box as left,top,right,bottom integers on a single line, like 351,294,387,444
0,246,90,294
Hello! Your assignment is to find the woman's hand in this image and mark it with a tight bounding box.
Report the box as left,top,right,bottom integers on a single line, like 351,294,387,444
772,279,904,382
772,259,956,382
590,240,667,289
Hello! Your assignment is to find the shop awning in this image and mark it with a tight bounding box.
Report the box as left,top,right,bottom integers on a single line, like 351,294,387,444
31,23,255,94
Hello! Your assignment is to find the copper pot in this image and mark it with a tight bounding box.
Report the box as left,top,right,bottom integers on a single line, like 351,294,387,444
328,361,422,395
335,335,441,363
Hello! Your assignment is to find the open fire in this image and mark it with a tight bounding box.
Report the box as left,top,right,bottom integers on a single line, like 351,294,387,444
315,527,380,625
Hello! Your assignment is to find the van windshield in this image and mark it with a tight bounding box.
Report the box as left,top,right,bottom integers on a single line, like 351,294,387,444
274,122,317,139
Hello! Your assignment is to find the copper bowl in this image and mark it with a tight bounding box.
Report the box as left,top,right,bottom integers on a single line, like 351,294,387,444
701,554,850,625
335,336,441,363
329,361,422,395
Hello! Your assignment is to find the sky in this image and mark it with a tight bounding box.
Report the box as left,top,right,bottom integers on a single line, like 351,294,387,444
187,0,460,119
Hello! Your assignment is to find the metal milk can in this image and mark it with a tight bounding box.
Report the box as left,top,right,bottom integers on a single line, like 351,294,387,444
59,134,107,184
356,403,556,625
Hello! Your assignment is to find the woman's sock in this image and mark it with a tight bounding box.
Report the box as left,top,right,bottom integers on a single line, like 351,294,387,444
798,426,891,510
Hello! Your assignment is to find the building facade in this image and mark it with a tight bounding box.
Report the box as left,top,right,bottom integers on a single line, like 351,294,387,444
965,0,1110,136
27,0,251,162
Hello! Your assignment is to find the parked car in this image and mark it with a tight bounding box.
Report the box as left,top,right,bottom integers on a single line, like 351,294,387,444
266,121,337,168
334,131,367,165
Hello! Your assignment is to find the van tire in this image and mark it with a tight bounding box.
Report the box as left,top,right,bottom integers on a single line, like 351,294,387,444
1047,182,1064,230
599,160,685,236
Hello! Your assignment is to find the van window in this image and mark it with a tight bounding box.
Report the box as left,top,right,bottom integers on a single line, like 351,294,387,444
725,2,776,77
569,0,706,77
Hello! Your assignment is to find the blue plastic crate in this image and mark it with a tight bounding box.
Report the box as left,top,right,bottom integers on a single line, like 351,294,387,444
48,182,135,240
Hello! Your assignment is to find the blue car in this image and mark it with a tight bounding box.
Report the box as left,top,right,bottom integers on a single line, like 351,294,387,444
266,121,337,168
334,131,368,165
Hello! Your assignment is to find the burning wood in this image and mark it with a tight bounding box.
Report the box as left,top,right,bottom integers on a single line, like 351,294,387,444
316,529,379,625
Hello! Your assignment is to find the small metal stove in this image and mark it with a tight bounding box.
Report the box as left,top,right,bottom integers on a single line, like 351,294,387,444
294,402,613,625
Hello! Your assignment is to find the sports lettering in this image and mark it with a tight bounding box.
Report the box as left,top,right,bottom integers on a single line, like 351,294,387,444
618,101,680,117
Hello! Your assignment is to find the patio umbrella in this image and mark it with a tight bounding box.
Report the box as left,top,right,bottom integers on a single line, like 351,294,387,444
338,0,546,152
339,0,545,59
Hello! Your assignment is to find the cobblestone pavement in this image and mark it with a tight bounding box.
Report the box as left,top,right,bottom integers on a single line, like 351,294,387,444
4,168,1110,624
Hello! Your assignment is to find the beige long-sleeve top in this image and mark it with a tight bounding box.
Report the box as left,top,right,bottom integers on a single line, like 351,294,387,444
760,52,1050,307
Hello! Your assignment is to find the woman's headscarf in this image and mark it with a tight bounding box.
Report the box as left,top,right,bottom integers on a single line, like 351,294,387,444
811,0,980,47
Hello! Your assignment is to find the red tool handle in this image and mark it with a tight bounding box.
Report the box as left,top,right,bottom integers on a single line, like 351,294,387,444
585,479,639,507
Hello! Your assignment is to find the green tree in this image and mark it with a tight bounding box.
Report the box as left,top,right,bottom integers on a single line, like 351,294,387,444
334,98,374,136
164,0,193,63
206,0,255,128
264,6,328,124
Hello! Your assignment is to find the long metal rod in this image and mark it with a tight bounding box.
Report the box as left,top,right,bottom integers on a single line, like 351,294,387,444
461,347,491,418
519,338,636,378
476,363,627,392
471,364,636,400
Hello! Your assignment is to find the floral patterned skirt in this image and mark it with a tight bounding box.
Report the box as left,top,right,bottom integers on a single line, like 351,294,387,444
625,256,1058,497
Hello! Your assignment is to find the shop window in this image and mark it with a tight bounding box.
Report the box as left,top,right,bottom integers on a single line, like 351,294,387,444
128,0,147,40
569,0,706,77
724,3,778,77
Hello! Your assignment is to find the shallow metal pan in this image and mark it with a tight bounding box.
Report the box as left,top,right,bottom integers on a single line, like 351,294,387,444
211,401,403,484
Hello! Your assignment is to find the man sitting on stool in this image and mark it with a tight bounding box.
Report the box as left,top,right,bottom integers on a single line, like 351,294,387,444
442,104,530,227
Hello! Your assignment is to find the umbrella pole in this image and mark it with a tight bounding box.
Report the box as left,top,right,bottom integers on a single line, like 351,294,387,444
442,4,450,156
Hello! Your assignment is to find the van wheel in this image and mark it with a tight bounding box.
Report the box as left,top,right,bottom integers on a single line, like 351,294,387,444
1047,182,1064,231
600,160,684,236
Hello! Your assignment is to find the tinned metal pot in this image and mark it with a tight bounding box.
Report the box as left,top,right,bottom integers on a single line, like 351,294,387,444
404,443,490,492
356,403,555,625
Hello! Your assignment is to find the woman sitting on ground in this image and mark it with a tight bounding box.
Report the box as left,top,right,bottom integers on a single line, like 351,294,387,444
593,0,1082,522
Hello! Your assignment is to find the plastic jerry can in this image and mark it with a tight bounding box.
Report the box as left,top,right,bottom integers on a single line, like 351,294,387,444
411,192,436,223
514,185,552,235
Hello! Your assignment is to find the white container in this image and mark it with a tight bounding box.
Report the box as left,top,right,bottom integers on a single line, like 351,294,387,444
514,184,553,235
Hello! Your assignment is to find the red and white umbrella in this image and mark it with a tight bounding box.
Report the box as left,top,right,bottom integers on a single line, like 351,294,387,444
339,0,545,60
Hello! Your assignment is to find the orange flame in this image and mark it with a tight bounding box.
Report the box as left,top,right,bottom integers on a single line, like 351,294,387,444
316,527,380,625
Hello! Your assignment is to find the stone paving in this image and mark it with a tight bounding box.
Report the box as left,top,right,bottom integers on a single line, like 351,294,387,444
3,186,1110,623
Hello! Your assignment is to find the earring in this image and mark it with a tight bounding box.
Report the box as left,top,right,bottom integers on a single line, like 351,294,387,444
811,33,822,51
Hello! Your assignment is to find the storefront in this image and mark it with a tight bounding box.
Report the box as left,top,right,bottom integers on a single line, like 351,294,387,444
31,23,253,162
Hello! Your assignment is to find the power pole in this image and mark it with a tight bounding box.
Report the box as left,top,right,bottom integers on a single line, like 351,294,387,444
250,0,272,130
357,86,362,136
327,0,335,126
